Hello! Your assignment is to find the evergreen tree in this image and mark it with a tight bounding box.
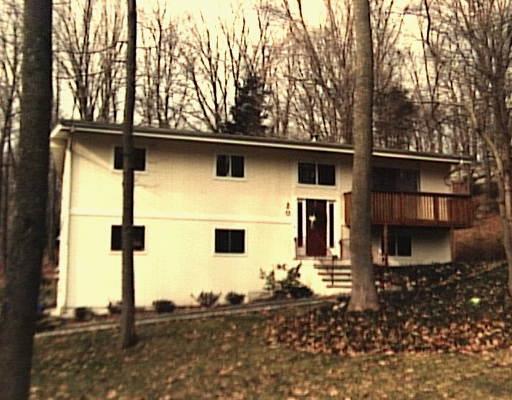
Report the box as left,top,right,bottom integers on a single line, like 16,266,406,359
223,72,268,136
374,86,417,150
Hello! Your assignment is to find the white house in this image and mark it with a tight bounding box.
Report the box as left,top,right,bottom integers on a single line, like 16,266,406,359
50,120,473,315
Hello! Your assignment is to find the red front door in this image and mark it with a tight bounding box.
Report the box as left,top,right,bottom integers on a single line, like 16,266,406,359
306,200,327,256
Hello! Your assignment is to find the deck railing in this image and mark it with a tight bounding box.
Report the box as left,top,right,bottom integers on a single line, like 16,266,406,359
344,191,473,228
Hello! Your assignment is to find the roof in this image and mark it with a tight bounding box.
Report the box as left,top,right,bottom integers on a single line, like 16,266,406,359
51,120,471,165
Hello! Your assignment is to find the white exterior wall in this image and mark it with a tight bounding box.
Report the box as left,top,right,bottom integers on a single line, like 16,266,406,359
55,131,454,312
371,229,451,266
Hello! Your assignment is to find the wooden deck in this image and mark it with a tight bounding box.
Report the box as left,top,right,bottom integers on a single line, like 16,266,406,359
344,191,473,229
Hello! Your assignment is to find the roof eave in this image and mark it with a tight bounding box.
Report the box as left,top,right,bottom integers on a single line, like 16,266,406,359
56,120,471,165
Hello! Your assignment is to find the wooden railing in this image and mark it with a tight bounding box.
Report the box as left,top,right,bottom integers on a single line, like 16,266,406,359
344,191,473,228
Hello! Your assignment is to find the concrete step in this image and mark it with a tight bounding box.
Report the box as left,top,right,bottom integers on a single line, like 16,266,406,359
317,271,352,277
321,278,352,283
314,265,352,271
326,284,352,290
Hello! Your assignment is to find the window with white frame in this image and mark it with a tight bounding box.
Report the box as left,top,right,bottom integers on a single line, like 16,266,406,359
216,155,244,178
214,229,245,254
298,162,335,186
114,146,146,171
383,228,412,257
111,225,145,251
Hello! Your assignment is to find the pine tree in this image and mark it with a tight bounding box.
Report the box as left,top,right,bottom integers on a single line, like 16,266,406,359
223,72,268,136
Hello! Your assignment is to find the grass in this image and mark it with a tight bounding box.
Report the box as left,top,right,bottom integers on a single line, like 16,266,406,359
31,309,512,399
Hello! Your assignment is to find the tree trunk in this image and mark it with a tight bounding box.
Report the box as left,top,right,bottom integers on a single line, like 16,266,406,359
483,146,493,212
0,1,52,398
120,0,137,349
496,151,512,298
348,0,379,311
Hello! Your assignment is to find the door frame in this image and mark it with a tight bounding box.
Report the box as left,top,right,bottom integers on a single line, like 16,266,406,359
297,198,335,257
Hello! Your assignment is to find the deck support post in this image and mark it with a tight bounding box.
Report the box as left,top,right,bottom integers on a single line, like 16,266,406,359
383,224,389,267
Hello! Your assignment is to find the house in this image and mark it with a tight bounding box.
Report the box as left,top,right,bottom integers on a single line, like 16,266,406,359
50,120,473,315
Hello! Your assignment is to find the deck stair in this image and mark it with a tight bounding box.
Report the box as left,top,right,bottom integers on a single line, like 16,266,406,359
314,257,352,292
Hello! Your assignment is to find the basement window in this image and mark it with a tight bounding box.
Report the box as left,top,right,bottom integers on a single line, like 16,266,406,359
383,229,412,257
216,155,245,178
215,229,245,254
114,147,146,171
111,225,145,251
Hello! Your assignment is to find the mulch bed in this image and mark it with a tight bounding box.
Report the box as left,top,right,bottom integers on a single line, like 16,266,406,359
267,262,512,355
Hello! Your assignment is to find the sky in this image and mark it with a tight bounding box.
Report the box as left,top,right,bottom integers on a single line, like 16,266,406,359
63,0,423,120
141,0,420,43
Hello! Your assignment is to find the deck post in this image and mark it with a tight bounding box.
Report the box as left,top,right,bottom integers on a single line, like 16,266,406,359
383,224,389,267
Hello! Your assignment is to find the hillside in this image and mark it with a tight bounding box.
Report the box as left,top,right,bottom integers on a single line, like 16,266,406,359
268,261,511,355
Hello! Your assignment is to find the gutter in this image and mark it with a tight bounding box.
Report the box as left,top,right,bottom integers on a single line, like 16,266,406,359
56,122,470,165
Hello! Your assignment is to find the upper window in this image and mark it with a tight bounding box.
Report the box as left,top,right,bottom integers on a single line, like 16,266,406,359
373,167,418,192
215,229,245,254
216,155,244,178
383,228,412,257
114,147,146,171
298,162,335,186
111,225,145,251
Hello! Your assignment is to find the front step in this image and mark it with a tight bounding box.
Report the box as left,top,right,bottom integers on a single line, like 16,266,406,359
317,271,351,277
314,260,352,291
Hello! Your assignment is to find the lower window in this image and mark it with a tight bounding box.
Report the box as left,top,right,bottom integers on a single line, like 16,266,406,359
383,228,412,257
215,229,245,254
111,225,145,251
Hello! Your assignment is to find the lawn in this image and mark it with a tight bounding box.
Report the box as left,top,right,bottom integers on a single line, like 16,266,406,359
32,309,512,399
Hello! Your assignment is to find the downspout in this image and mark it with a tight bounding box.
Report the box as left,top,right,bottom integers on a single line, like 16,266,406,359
54,136,73,316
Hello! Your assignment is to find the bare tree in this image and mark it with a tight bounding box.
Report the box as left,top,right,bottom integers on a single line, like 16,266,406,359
348,0,379,311
54,0,125,122
265,36,298,137
120,0,137,349
0,0,22,267
0,0,52,397
272,0,407,144
407,6,447,153
185,7,274,133
276,0,355,142
138,7,189,128
430,0,512,296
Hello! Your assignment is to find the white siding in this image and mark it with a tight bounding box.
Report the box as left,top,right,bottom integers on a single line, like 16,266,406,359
54,132,455,312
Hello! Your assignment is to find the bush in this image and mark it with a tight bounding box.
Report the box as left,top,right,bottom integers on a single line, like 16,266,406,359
74,307,90,321
225,292,245,305
192,291,221,308
260,263,314,300
152,300,176,314
107,301,122,315
289,285,313,299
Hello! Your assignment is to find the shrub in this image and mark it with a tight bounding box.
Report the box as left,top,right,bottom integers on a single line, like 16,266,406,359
74,307,90,321
152,300,176,314
260,263,313,300
107,301,122,315
225,292,245,305
192,291,221,308
289,285,313,299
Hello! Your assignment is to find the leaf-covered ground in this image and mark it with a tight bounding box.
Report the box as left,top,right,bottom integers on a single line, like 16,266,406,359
32,313,512,399
269,262,512,355
31,262,512,399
